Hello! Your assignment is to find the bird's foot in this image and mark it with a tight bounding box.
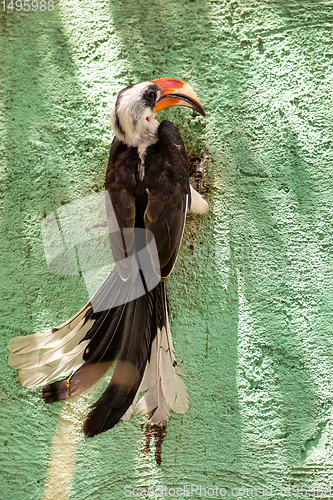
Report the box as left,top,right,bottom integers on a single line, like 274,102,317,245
195,149,213,194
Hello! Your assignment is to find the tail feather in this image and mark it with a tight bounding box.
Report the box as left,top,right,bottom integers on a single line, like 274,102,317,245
82,304,127,364
135,317,188,425
8,318,94,370
137,288,188,419
7,302,92,356
8,304,94,388
8,272,188,437
40,297,129,403
18,340,90,388
7,270,125,393
159,313,188,414
83,384,139,437
83,288,157,437
135,326,164,416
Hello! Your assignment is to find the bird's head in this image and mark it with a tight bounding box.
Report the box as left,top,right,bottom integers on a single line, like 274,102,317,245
110,78,205,148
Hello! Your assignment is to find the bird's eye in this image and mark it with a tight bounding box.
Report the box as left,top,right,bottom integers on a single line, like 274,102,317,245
146,91,156,101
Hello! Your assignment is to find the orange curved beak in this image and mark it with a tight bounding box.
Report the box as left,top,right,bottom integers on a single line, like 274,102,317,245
153,78,206,116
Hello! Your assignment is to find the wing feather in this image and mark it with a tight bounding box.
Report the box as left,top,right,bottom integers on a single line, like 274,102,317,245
144,121,189,278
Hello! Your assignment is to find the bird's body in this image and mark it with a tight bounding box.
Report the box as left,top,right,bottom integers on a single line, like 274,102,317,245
8,79,208,437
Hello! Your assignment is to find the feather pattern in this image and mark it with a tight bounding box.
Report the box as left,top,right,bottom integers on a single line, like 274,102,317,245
8,318,94,370
135,290,188,425
7,302,91,355
8,301,94,388
17,340,90,388
83,286,157,437
42,362,113,403
41,273,134,404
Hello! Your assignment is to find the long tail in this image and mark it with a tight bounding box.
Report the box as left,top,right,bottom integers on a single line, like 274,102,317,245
7,274,188,437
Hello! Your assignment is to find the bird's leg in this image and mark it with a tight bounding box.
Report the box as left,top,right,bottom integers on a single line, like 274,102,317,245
195,149,213,194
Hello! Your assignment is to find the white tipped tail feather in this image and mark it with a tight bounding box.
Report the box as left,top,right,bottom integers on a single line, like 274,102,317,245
129,296,188,425
135,327,188,424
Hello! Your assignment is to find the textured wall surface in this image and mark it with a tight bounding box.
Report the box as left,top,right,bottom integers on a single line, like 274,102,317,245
1,1,333,499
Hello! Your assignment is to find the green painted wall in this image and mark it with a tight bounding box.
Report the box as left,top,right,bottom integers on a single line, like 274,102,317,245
1,1,333,498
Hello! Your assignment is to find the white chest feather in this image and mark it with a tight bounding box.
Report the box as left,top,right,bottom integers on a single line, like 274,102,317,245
137,143,149,181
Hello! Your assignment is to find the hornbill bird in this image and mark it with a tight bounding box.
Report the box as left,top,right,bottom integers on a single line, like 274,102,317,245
8,78,208,437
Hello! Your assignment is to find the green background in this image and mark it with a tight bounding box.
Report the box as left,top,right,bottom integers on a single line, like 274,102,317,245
1,0,333,498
